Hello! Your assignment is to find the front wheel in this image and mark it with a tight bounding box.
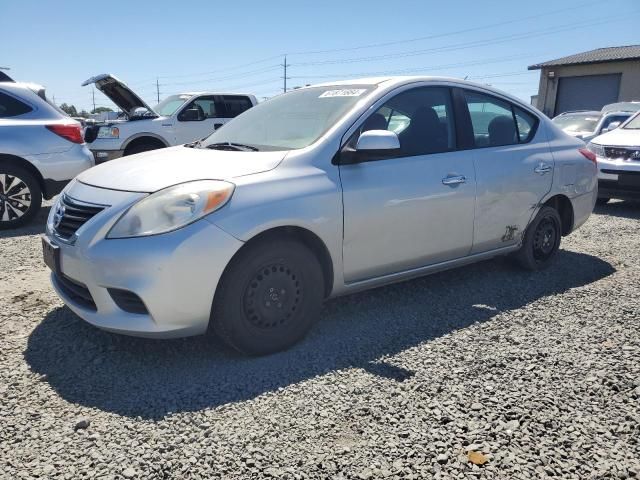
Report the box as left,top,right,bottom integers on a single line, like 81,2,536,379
0,165,42,230
211,238,324,355
514,206,562,271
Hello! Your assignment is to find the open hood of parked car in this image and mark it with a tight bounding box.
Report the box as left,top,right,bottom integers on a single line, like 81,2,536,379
82,74,157,118
76,145,287,193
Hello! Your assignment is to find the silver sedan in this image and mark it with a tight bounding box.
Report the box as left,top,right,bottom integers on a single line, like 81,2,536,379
43,77,597,355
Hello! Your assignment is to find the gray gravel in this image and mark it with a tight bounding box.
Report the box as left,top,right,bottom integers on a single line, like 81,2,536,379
1,201,639,479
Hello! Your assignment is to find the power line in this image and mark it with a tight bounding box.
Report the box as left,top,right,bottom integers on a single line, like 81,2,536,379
293,14,634,67
286,0,605,56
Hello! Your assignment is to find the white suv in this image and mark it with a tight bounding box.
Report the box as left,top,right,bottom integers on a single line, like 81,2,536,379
0,79,94,229
82,74,258,163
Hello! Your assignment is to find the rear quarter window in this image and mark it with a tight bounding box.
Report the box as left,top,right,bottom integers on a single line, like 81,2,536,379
0,91,33,118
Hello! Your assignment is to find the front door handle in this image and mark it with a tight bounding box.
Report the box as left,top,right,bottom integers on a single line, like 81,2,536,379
534,163,552,175
442,175,467,186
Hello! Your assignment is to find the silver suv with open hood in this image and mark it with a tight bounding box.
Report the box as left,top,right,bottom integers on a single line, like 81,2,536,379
82,74,257,162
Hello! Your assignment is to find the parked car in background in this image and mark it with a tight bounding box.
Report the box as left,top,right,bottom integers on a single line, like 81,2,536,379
44,77,596,355
0,79,93,229
81,74,258,163
552,109,635,142
587,110,640,205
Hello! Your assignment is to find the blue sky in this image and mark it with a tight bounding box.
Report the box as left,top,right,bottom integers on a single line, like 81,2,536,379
1,0,638,111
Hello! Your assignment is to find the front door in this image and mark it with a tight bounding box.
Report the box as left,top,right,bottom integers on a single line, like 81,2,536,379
459,89,554,254
339,86,476,283
173,95,226,144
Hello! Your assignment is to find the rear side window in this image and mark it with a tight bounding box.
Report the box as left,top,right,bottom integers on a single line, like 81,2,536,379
463,90,538,147
222,95,253,118
0,91,33,118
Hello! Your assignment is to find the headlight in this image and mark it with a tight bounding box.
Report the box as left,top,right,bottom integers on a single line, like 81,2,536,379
586,142,605,158
107,180,234,239
97,126,119,139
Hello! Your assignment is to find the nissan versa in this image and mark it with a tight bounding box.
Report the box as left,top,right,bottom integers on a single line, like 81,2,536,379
43,77,597,355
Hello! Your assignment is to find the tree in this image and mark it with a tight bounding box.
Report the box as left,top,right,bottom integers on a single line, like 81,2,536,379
91,106,113,114
59,103,78,116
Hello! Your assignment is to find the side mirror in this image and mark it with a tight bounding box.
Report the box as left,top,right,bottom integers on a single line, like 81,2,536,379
180,108,204,122
356,130,400,151
602,121,621,133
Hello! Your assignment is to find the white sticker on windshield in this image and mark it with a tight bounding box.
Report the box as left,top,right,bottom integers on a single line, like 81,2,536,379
319,89,367,98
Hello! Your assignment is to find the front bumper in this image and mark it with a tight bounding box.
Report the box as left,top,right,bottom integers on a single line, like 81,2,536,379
596,155,640,200
91,149,124,164
45,183,244,338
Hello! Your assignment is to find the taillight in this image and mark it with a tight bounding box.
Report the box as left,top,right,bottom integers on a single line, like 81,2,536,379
579,148,597,165
46,124,84,144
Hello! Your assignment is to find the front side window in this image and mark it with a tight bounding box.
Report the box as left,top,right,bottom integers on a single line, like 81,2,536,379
353,86,456,158
464,91,538,147
602,114,629,130
0,91,33,118
180,96,218,120
201,85,375,150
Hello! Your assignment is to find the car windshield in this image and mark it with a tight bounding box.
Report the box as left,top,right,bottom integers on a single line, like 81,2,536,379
552,113,600,132
623,112,640,129
200,85,376,150
154,94,192,116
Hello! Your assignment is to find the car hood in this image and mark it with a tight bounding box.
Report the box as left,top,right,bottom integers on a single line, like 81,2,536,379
82,73,157,117
77,146,288,193
592,128,640,147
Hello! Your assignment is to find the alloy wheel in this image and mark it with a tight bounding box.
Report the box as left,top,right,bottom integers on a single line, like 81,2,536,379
0,173,32,222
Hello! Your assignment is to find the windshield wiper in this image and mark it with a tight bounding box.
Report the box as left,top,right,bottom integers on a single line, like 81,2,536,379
184,139,202,148
206,142,259,152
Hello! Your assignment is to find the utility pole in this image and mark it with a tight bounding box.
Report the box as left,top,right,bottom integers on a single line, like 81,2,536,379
91,88,96,112
156,77,160,103
281,55,290,93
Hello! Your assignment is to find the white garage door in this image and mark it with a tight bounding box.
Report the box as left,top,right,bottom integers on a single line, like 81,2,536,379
554,73,621,115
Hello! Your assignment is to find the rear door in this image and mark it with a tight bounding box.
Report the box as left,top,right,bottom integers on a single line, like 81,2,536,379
219,95,254,124
457,88,553,254
339,86,476,283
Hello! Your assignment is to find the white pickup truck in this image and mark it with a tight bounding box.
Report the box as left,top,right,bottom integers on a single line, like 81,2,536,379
82,74,257,163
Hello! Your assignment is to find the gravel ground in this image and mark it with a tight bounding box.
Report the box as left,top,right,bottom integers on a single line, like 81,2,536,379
1,201,639,480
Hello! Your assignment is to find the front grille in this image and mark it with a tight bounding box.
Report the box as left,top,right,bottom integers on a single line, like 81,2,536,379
604,146,640,161
53,195,106,241
54,273,97,311
108,288,148,315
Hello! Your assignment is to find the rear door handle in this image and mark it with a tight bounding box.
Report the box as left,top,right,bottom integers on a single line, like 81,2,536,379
534,163,552,175
442,175,467,186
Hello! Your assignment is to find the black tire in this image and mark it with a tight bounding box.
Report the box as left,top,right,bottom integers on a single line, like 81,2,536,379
124,142,162,156
596,197,610,206
211,238,324,356
0,164,42,230
515,206,562,271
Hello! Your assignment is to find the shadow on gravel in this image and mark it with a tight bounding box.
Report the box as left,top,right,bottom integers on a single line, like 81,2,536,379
25,250,614,419
594,200,640,219
0,206,50,239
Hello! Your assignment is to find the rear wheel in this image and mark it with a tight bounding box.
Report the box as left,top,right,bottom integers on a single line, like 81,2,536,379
0,165,42,230
515,206,562,271
596,197,610,206
211,238,324,355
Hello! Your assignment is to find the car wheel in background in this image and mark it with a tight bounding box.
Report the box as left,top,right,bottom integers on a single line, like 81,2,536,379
596,197,610,206
124,143,161,156
0,164,42,230
211,238,324,356
515,206,562,271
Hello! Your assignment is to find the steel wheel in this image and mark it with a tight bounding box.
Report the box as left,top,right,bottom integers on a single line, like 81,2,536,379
243,262,302,330
0,173,32,222
532,216,557,262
